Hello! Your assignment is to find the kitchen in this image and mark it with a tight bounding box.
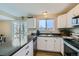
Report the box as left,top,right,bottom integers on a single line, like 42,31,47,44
0,3,79,56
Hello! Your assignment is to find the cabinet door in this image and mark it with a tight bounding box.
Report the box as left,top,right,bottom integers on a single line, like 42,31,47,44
27,18,36,28
54,37,61,52
13,40,33,56
66,5,79,28
57,14,67,28
26,40,33,56
37,37,46,50
60,38,64,55
46,37,54,51
57,15,62,28
37,37,55,51
67,10,74,28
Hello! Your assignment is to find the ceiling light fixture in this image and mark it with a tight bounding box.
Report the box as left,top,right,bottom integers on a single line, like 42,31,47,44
42,11,48,18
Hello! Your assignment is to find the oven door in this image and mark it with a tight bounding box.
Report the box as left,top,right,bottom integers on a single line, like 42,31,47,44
64,43,78,56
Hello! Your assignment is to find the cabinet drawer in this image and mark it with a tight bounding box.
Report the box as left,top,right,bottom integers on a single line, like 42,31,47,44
13,40,33,56
26,40,33,56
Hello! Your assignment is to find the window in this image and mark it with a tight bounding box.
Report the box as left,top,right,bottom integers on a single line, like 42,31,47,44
47,20,54,29
39,19,54,29
39,20,46,28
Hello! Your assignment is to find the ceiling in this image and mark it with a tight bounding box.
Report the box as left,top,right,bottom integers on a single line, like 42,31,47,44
0,3,77,17
0,15,15,20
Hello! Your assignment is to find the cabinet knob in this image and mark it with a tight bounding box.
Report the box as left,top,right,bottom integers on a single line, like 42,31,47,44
26,51,29,55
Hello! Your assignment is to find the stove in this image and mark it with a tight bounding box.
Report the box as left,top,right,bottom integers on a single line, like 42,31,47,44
64,39,79,56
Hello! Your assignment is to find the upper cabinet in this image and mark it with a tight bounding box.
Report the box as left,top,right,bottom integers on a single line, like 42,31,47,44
57,14,67,28
27,18,37,28
66,4,79,27
66,10,74,28
72,5,79,16
57,4,79,28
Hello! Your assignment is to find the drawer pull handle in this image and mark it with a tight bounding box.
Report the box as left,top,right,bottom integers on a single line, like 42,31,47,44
26,51,29,55
26,46,29,49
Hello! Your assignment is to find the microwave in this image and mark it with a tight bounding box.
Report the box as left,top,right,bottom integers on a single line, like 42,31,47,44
72,16,79,25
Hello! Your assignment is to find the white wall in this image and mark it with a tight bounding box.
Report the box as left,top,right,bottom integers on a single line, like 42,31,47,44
0,20,12,46
0,21,11,35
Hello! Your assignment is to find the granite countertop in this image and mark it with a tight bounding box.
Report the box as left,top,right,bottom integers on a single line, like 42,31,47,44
31,33,61,35
0,36,36,56
0,46,21,56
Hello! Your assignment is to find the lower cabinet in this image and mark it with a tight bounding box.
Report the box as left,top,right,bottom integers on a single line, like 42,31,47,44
54,37,61,52
26,40,33,56
37,37,64,54
37,37,47,50
60,38,64,55
37,37,55,51
46,37,54,51
13,40,33,56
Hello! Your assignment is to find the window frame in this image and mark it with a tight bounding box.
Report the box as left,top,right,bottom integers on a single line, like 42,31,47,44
38,19,55,30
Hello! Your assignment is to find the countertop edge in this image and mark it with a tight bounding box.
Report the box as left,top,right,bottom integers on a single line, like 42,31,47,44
10,38,33,56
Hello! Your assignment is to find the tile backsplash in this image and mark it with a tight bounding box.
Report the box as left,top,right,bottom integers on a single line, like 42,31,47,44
72,27,79,34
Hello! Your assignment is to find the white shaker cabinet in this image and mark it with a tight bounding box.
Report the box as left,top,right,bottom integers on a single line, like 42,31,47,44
57,4,79,28
54,37,61,52
54,37,64,55
46,37,54,51
67,4,79,26
66,9,75,28
26,40,33,56
60,38,64,55
37,37,47,50
37,37,63,53
13,40,33,56
57,14,67,28
27,18,36,28
37,37,54,51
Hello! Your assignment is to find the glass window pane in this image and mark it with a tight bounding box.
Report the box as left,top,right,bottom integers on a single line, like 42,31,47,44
39,20,46,28
47,20,54,28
